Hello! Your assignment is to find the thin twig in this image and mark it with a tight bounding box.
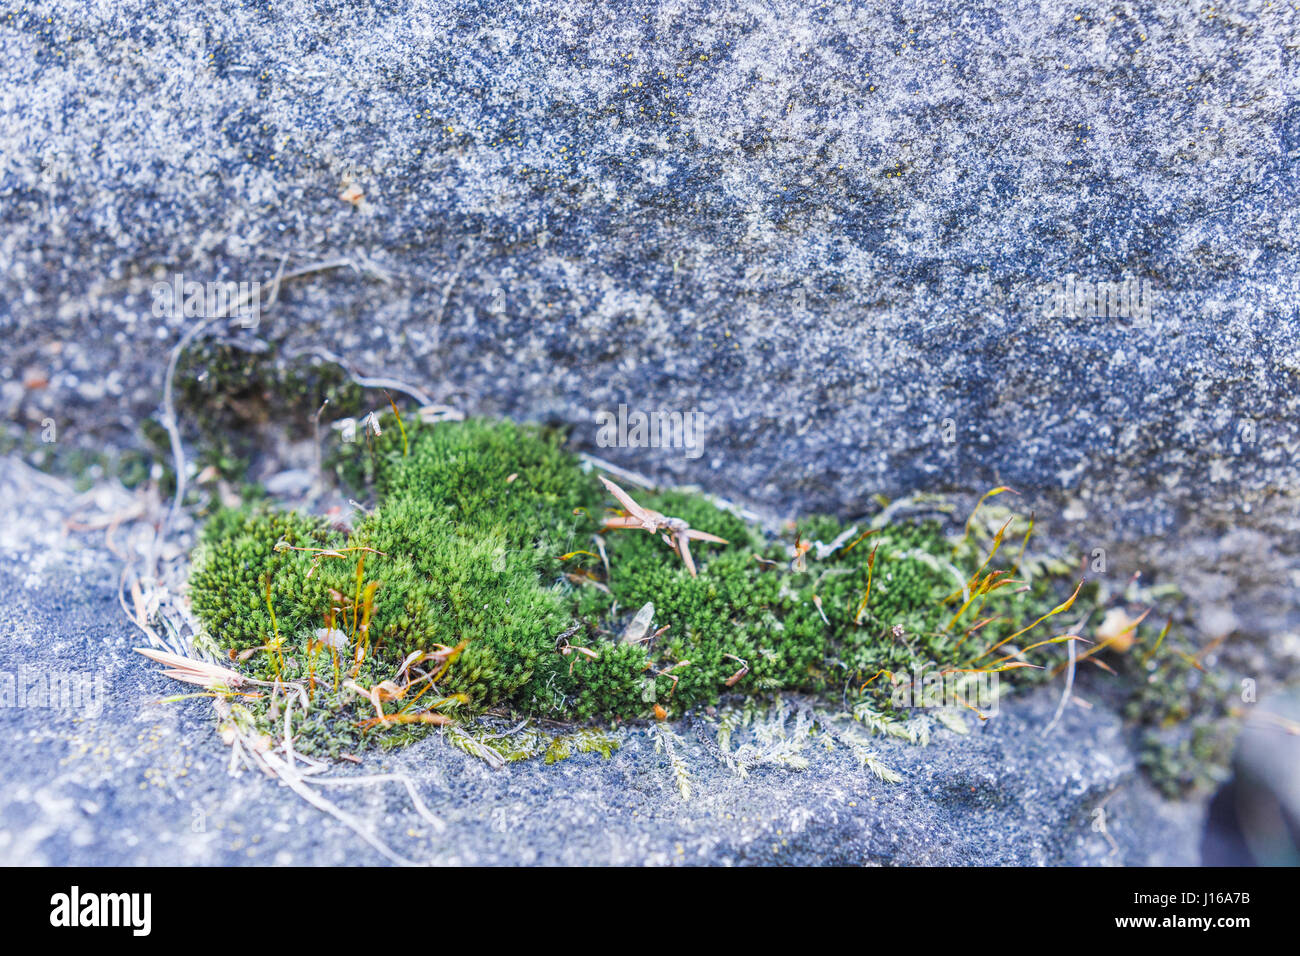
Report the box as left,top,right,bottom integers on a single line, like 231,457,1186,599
282,345,435,406
1042,613,1089,737
156,257,356,553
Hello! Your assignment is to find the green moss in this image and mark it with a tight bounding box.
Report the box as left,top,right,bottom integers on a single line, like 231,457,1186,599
175,340,369,482
0,420,161,494
189,415,1075,744
186,411,1227,789
189,507,341,656
1139,723,1235,797
1119,635,1235,797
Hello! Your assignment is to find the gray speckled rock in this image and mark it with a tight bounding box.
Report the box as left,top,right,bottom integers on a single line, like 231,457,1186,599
2,2,1298,661
0,1,1296,864
0,462,1202,866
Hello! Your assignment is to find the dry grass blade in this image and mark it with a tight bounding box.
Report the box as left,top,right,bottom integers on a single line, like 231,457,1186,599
126,574,164,646
597,474,658,530
597,474,728,577
257,746,422,866
358,711,453,729
673,529,698,576
953,485,1017,557
1041,623,1081,737
344,678,407,721
444,723,507,769
305,771,447,832
135,647,251,689
813,523,861,559
971,579,1084,663
852,543,881,625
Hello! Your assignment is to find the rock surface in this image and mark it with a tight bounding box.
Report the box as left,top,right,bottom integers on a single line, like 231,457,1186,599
0,460,1203,866
0,1,1296,864
2,4,1297,589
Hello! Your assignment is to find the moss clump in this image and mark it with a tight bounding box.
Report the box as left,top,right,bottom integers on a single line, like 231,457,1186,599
188,411,1220,783
190,413,1095,746
175,340,369,482
190,507,341,657
1119,640,1234,797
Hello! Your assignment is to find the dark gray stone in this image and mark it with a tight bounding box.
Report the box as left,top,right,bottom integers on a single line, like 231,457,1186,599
3,2,1297,658
1201,688,1300,866
1,1,1296,864
0,461,1202,865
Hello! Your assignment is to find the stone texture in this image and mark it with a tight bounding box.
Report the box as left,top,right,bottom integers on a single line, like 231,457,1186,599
1,1,1297,864
0,459,1202,865
4,3,1298,654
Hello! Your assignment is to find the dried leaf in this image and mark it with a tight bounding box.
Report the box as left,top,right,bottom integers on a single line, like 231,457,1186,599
621,602,655,644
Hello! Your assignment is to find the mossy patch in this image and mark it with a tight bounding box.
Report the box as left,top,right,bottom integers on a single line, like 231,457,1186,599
184,410,1228,787
174,339,370,484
